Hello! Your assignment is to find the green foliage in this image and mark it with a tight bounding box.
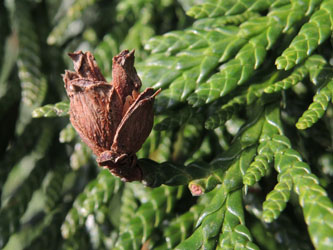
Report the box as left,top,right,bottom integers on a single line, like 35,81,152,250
32,102,69,118
276,0,333,70
12,0,47,108
61,170,122,240
1,0,333,250
296,80,333,129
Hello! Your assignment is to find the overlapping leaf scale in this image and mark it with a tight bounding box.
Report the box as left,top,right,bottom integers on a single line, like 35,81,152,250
189,28,282,106
296,80,333,129
61,170,122,239
174,123,206,163
186,134,215,164
276,0,333,70
243,145,270,186
163,204,205,249
145,29,208,55
272,149,333,249
261,147,298,223
138,54,184,89
161,188,214,250
246,195,313,249
187,0,274,19
32,101,69,118
154,106,195,131
270,0,322,33
190,0,318,106
177,169,258,249
188,149,244,196
14,1,47,107
139,159,211,188
62,208,116,249
206,72,280,129
142,27,246,109
262,172,293,221
205,95,247,129
248,107,295,222
217,190,259,250
154,72,197,110
189,146,257,195
291,166,333,250
175,185,227,249
265,53,328,94
44,164,69,211
155,112,207,164
265,54,332,129
143,27,242,80
244,105,288,186
0,157,50,248
154,51,220,109
264,63,309,93
114,186,179,250
301,0,325,16
61,201,84,239
187,40,265,106
193,12,260,30
47,0,97,45
189,107,264,194
305,54,329,84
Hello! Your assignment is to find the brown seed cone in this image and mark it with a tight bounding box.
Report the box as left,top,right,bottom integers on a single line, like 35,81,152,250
63,50,160,181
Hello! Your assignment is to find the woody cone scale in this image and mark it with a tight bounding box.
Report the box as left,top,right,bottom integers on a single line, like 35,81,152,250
63,50,160,181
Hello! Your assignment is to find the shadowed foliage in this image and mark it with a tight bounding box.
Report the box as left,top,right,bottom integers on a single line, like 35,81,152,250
0,0,332,249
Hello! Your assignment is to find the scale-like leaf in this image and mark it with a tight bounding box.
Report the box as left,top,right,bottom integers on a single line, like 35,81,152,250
264,63,308,93
275,150,333,249
189,1,321,106
13,1,47,107
187,0,274,19
61,170,122,239
193,12,259,29
296,80,333,129
32,102,69,118
205,95,247,129
218,190,259,250
276,0,333,70
44,164,69,211
163,204,205,248
262,172,292,222
114,186,180,250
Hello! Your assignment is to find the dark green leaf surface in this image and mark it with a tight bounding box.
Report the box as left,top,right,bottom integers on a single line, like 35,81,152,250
1,0,333,249
187,0,274,19
296,80,333,129
276,0,333,70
